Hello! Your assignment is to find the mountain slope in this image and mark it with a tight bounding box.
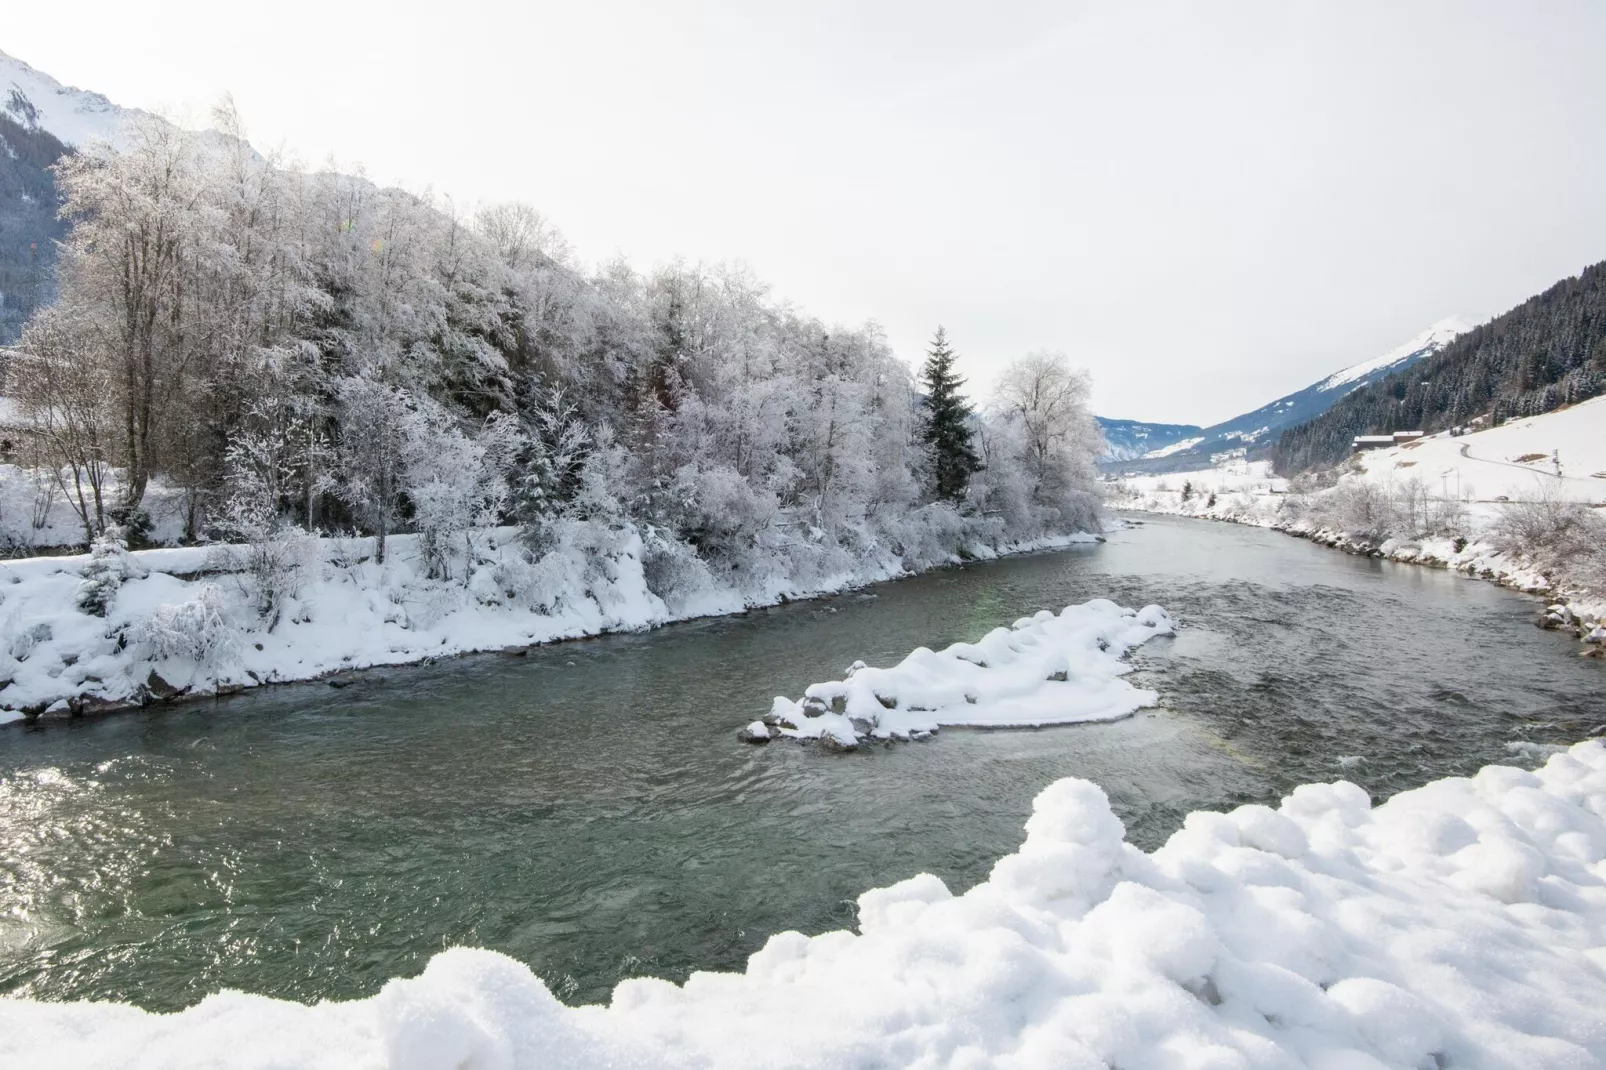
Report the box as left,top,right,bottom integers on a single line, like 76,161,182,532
1095,417,1203,461
0,48,150,343
2,48,140,148
1274,262,1606,474
1197,318,1466,450
0,112,68,342
1104,319,1466,473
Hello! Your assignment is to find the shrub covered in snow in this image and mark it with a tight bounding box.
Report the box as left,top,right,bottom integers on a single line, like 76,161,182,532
129,584,240,670
73,525,144,617
1490,483,1605,578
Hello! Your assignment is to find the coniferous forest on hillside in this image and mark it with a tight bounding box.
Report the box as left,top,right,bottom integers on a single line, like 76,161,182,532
0,111,67,343
1274,261,1606,474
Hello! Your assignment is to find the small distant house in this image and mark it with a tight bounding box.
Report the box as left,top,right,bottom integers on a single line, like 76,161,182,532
1352,430,1424,453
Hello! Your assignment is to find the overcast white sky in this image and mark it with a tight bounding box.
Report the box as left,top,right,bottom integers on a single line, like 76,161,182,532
9,1,1606,424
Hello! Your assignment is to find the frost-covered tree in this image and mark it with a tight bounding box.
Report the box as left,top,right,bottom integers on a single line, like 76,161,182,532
13,307,118,542
12,100,1110,590
332,378,412,563
76,524,144,617
993,351,1101,529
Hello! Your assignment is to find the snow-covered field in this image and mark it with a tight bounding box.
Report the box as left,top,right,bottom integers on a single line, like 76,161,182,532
1351,395,1606,506
5,740,1605,1068
0,522,1101,726
750,600,1172,746
1117,459,1288,515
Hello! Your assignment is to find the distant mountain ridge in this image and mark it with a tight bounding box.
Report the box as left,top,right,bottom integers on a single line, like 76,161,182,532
1095,417,1203,461
1100,319,1466,473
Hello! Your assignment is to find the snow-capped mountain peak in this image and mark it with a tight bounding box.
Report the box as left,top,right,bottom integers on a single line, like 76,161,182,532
1316,316,1468,393
1,48,141,148
1099,318,1472,472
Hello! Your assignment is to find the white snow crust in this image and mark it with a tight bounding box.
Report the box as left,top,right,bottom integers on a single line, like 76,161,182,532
765,600,1173,745
6,740,1606,1068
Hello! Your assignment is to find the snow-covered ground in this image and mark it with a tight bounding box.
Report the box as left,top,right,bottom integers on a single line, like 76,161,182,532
0,522,1102,726
0,463,192,552
749,600,1172,747
1350,394,1606,505
1118,458,1288,513
5,740,1606,1068
1143,436,1204,459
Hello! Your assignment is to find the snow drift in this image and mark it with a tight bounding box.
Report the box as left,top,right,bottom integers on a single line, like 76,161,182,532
5,740,1606,1068
751,600,1172,747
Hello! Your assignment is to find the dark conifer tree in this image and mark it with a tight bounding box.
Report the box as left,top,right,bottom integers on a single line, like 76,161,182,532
920,327,980,502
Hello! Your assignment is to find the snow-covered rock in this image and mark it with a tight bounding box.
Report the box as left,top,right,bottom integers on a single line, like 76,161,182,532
766,600,1173,744
6,740,1606,1068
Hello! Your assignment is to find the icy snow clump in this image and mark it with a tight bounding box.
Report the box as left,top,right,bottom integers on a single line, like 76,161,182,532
757,599,1174,746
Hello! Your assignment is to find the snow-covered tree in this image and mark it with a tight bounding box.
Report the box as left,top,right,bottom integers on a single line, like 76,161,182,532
991,351,1101,531
919,328,980,503
13,100,1110,589
332,377,412,563
76,524,144,617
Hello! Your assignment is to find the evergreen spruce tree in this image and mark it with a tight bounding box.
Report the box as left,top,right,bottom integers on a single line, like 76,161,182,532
920,327,980,502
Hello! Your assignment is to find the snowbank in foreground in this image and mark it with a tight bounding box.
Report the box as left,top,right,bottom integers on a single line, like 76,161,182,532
750,600,1172,747
7,741,1606,1068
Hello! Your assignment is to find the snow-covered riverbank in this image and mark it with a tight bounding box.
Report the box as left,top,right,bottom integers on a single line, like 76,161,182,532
747,599,1173,747
1117,486,1606,656
5,739,1605,1068
0,521,1101,727
1113,408,1606,657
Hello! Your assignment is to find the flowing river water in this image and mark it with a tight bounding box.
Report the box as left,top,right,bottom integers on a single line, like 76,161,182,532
2,514,1603,1011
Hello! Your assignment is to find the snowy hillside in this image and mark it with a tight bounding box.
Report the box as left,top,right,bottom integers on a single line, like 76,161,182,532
0,48,140,147
7,740,1606,1067
1316,317,1467,392
1117,396,1606,512
1351,393,1606,505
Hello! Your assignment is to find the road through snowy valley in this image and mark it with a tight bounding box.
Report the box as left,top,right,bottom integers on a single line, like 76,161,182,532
2,516,1604,1067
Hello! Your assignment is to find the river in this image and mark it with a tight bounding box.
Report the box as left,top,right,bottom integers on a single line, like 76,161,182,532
1,513,1601,1011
